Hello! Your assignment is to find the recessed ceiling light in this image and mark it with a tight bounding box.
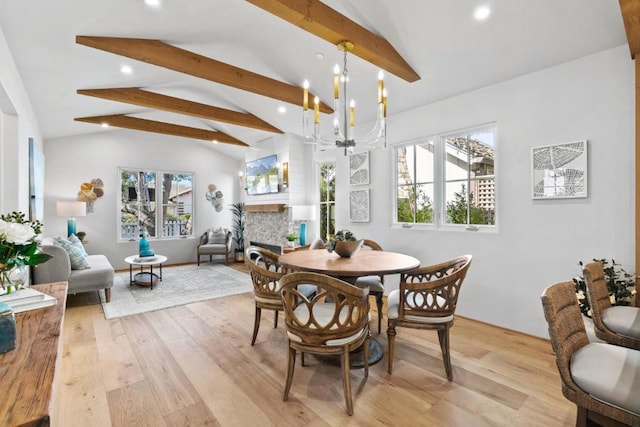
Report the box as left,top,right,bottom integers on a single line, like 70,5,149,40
212,139,218,144
145,0,161,7
278,106,287,114
101,123,109,128
474,5,491,21
316,52,325,60
120,65,133,74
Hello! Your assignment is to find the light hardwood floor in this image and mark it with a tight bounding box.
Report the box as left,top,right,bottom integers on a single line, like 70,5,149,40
54,266,576,426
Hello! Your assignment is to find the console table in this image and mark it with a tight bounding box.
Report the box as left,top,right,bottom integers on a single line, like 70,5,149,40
0,282,67,427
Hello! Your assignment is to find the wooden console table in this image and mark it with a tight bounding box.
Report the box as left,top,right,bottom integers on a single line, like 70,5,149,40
0,282,67,427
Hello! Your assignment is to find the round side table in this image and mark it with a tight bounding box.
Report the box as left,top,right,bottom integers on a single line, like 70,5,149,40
124,255,168,290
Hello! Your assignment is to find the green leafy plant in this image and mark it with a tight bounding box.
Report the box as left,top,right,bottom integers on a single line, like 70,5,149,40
573,258,636,317
326,229,356,253
285,233,297,242
229,202,245,253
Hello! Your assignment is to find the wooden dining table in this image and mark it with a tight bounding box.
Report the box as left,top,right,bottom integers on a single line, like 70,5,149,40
279,248,420,367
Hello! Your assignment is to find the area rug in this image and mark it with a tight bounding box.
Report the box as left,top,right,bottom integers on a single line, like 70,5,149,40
100,264,252,319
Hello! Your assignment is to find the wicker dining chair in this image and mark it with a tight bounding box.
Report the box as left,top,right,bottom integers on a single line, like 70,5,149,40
541,280,640,426
386,254,472,380
582,261,640,350
280,271,371,416
355,239,385,334
246,246,316,345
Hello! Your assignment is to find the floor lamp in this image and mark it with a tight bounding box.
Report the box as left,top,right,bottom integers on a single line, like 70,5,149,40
292,205,317,246
56,201,86,237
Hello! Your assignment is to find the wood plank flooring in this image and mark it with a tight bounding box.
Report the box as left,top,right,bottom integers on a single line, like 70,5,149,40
54,265,576,426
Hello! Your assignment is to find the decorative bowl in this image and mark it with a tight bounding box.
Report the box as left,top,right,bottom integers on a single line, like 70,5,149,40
333,239,364,258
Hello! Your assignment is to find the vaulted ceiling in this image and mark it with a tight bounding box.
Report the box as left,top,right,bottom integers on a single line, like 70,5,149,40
0,0,628,160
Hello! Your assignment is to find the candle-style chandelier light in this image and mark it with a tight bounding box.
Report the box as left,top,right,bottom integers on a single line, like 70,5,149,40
302,41,387,155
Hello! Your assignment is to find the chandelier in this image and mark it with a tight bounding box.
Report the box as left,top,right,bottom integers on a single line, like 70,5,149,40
302,41,387,155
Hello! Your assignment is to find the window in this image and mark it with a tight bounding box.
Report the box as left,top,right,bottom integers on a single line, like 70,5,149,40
119,169,193,240
319,161,336,241
395,124,496,228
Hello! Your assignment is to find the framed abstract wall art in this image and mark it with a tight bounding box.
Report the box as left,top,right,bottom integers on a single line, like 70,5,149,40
531,140,588,199
349,151,369,185
349,189,370,222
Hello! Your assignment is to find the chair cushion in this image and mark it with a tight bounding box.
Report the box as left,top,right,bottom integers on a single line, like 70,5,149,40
386,289,453,323
54,237,90,270
207,227,227,244
602,306,640,339
355,275,384,293
198,243,229,255
571,342,640,416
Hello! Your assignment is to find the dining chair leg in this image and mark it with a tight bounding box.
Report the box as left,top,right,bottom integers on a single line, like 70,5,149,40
364,334,370,377
273,310,278,328
375,293,383,334
251,305,261,346
438,327,453,381
283,346,296,401
387,321,397,374
341,346,354,416
300,352,305,367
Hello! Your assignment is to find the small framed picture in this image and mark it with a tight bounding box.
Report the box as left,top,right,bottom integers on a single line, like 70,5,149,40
532,140,588,199
349,189,370,222
349,151,369,185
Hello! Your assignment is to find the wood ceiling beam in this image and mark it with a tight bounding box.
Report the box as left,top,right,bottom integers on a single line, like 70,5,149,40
76,36,333,114
245,0,420,83
75,114,248,146
77,88,283,134
620,0,640,59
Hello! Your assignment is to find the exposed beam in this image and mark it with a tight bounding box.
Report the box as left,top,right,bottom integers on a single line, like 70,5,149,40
245,0,420,83
78,88,283,134
76,36,333,113
75,114,248,146
620,0,640,59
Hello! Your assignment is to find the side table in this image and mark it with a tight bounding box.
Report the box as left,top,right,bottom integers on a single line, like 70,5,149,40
124,255,168,289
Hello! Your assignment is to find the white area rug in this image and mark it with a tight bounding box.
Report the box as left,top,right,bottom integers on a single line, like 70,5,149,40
101,264,252,319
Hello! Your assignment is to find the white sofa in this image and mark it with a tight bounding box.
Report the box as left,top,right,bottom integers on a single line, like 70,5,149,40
32,241,115,302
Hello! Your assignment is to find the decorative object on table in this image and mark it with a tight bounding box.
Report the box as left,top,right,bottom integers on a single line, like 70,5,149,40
0,301,16,353
349,151,370,185
0,211,52,295
230,202,245,262
0,287,56,313
138,233,155,258
349,189,370,222
291,205,316,246
532,140,587,199
285,232,297,248
76,178,104,213
76,231,86,242
573,258,636,318
205,184,225,212
326,230,364,258
56,201,86,237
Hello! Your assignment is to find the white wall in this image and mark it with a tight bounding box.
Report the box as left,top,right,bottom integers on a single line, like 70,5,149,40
43,131,244,270
331,45,635,338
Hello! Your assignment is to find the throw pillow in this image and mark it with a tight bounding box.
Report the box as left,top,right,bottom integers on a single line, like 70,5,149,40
68,234,88,256
208,227,227,244
54,237,90,270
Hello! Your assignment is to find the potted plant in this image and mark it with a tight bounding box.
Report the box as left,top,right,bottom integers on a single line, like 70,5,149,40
285,232,297,247
230,202,245,262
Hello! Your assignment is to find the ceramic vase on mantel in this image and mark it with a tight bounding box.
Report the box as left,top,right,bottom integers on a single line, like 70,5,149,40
0,265,28,295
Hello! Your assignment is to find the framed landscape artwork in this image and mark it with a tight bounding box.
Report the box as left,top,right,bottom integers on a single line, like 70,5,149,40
531,140,588,199
349,189,370,222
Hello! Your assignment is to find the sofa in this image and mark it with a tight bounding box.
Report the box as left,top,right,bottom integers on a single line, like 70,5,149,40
32,239,115,302
197,227,233,265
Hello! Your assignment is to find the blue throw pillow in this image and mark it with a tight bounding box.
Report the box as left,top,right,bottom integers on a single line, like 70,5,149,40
54,237,90,270
68,234,88,256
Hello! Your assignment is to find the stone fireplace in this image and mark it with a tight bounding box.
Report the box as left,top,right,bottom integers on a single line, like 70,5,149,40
244,204,293,251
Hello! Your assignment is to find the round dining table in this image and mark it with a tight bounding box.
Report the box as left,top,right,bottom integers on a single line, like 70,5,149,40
278,248,420,367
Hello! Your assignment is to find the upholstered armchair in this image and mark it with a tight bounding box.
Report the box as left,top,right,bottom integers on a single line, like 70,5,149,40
197,227,232,265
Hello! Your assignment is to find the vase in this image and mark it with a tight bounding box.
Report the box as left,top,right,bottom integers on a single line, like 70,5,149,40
333,239,365,258
0,265,28,295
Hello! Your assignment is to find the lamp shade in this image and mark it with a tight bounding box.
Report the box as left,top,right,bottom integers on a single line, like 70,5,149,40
56,201,87,218
291,205,317,221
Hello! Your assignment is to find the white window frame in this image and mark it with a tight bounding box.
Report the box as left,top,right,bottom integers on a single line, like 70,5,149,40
392,123,497,232
118,168,195,241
